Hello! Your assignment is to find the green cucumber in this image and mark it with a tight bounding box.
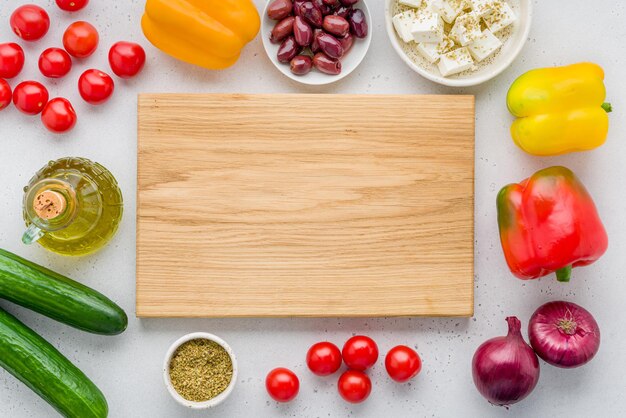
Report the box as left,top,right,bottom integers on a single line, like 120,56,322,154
0,249,127,335
0,306,108,418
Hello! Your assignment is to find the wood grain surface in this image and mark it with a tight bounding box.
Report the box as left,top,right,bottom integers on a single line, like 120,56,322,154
137,94,475,317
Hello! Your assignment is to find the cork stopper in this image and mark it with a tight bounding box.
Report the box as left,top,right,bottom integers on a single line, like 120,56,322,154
34,190,66,220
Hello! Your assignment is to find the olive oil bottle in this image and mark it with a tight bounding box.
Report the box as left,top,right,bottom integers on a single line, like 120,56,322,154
22,157,123,256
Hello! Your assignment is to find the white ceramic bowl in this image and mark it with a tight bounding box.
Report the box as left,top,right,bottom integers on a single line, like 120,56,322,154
261,0,373,85
384,0,532,87
163,332,238,409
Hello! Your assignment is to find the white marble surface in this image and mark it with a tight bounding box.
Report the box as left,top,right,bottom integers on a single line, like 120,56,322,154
1,0,625,417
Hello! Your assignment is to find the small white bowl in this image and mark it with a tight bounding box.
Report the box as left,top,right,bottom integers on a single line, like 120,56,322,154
163,332,238,409
261,0,373,86
384,0,532,87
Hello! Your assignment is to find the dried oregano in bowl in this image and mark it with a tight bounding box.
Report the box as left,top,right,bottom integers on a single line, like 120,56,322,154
168,338,234,402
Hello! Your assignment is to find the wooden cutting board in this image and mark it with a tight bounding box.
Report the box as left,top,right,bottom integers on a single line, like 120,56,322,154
137,94,474,317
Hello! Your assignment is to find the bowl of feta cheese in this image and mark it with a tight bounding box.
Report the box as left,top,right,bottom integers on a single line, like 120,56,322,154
386,0,532,86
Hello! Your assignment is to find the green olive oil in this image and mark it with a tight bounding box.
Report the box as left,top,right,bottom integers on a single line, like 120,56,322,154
22,157,123,256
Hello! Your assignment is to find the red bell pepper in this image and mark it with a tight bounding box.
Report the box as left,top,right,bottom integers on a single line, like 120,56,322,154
497,166,608,282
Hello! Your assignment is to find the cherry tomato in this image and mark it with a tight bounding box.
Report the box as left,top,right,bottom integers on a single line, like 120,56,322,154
342,335,379,371
78,69,114,105
39,48,72,78
337,370,371,404
41,98,77,133
0,43,25,79
306,342,342,376
265,368,299,403
56,0,89,12
63,21,99,58
385,345,422,383
10,5,50,41
108,41,146,79
0,79,11,111
12,81,49,115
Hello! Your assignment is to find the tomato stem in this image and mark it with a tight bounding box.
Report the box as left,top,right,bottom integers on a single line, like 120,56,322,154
602,102,612,113
556,266,572,282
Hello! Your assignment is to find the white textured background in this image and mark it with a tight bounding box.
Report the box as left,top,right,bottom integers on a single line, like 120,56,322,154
1,0,625,417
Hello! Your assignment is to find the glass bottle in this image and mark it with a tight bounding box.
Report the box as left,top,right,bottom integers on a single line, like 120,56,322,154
22,157,123,256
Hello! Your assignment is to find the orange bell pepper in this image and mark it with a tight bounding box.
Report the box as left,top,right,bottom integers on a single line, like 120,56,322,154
141,0,260,70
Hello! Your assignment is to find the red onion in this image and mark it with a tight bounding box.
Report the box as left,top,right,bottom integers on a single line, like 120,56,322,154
528,301,600,368
472,317,540,406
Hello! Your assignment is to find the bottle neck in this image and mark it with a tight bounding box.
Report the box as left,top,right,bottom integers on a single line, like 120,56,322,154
24,179,78,232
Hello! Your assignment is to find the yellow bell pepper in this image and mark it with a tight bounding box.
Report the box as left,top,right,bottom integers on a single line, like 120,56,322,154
141,0,260,70
506,63,612,156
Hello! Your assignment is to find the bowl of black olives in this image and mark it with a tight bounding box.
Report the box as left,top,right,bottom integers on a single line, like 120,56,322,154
262,0,372,85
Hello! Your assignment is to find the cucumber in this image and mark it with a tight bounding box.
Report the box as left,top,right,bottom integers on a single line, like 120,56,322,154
0,249,127,335
0,306,108,418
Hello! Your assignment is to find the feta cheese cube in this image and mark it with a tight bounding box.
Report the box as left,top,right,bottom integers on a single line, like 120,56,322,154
416,35,455,63
399,0,423,8
470,0,496,18
449,12,482,46
467,29,502,61
428,0,467,24
393,11,417,43
437,47,474,76
411,11,444,43
484,2,516,33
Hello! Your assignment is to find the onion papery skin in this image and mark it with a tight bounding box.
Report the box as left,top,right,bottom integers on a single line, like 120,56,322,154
529,301,600,369
472,317,540,406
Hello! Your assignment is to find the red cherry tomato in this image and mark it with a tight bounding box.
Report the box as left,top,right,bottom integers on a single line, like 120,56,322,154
342,336,379,371
306,342,342,376
385,345,422,383
337,370,371,404
0,79,11,111
0,43,25,79
41,98,77,133
10,5,50,41
56,0,89,12
39,48,73,78
63,21,99,58
108,41,146,79
78,69,114,105
12,81,49,115
265,368,299,403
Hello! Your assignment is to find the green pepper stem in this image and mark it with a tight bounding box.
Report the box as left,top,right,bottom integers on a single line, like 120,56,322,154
602,102,612,113
556,265,572,283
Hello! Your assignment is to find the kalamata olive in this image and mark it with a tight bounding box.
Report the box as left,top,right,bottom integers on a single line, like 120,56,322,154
277,36,299,63
290,55,313,75
268,0,293,20
323,15,349,37
300,1,323,27
313,0,331,15
348,8,368,38
323,0,340,6
313,52,341,75
270,16,296,43
293,16,313,46
340,0,359,5
294,0,306,16
317,32,344,59
339,32,354,54
311,28,324,52
334,5,353,18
